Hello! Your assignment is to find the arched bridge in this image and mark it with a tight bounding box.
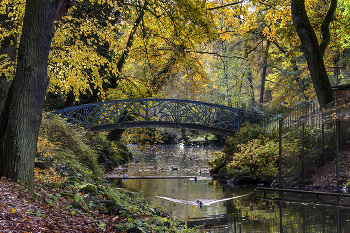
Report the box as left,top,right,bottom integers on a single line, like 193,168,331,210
52,98,279,135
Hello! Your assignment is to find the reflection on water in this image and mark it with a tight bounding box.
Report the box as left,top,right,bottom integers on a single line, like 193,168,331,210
108,145,350,232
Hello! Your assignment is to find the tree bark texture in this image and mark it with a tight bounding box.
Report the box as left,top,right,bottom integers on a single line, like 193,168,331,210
0,0,56,187
291,0,334,106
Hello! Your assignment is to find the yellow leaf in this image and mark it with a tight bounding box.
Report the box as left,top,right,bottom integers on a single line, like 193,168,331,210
11,208,16,214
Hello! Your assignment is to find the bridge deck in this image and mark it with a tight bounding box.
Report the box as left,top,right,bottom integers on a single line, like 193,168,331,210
90,121,236,135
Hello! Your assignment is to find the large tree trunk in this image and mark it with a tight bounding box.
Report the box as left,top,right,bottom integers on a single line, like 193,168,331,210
291,0,335,106
0,0,56,187
0,0,74,187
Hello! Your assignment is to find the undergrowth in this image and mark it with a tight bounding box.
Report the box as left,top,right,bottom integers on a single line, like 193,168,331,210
209,123,279,183
36,113,132,180
0,167,198,232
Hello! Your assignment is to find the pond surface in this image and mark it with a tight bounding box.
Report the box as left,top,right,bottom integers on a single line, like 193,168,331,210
108,145,350,232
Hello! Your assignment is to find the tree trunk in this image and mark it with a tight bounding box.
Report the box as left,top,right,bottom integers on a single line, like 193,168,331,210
0,30,17,159
259,41,270,107
0,78,13,129
117,1,147,73
0,0,56,187
0,36,17,119
291,0,335,106
247,72,255,107
259,61,268,106
0,81,13,161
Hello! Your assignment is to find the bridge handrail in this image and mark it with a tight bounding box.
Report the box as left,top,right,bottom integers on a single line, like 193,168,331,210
52,98,241,113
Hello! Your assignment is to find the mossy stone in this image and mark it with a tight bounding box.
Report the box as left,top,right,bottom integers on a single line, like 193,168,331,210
79,184,97,194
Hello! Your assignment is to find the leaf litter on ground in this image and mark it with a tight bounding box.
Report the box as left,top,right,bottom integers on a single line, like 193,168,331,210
0,168,125,232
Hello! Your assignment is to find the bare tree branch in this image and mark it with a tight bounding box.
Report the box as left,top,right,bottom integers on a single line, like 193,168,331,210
186,50,246,60
207,1,243,11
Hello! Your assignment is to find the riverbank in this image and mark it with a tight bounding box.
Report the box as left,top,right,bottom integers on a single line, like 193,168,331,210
0,114,199,232
210,148,350,194
0,168,197,232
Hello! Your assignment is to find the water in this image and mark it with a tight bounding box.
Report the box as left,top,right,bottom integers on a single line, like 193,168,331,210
108,145,350,232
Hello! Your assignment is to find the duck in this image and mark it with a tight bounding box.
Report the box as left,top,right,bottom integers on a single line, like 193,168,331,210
271,179,279,187
171,167,179,171
198,170,202,175
196,200,203,208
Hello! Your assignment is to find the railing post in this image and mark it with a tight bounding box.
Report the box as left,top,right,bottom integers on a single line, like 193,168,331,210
321,124,324,164
279,202,283,233
279,117,283,188
176,100,179,127
336,119,340,191
337,206,340,233
237,109,240,131
145,99,149,122
115,101,119,127
301,122,305,188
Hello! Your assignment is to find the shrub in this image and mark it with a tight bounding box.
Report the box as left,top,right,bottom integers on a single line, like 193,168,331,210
224,123,277,156
208,151,226,169
227,139,279,182
37,113,104,180
222,123,279,182
86,133,132,171
37,113,135,179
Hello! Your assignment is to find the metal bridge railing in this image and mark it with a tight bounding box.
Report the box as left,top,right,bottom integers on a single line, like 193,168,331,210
52,99,256,134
